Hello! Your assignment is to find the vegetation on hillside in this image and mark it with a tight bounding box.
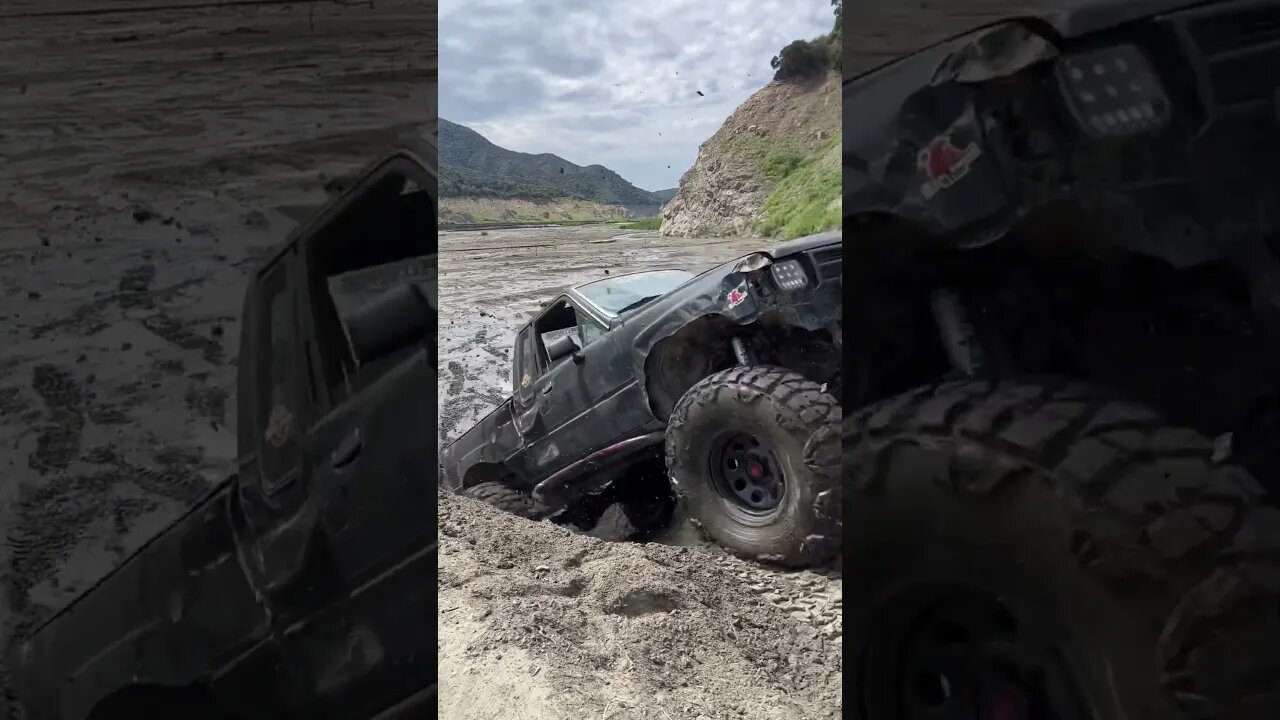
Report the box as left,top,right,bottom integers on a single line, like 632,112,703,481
752,2,841,239
770,0,841,78
758,136,841,239
439,119,668,207
619,217,661,231
440,195,637,225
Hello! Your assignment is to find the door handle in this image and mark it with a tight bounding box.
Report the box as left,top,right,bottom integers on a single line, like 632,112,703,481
331,430,363,469
540,383,554,395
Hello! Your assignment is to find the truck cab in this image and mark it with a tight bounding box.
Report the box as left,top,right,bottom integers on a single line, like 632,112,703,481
11,141,438,720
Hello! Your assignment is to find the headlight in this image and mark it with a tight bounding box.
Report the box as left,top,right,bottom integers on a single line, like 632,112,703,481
769,259,808,291
1054,45,1171,138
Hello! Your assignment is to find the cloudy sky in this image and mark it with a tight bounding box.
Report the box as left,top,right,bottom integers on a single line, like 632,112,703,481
439,0,835,192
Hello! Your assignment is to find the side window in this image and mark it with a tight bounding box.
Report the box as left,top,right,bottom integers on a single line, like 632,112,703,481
579,314,605,347
532,299,583,371
514,326,537,392
258,262,300,489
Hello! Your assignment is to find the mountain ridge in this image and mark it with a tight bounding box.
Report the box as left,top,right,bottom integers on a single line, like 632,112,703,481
439,119,669,211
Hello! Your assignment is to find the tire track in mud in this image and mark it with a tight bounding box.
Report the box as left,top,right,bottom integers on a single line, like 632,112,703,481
2,252,232,714
6,363,213,644
27,366,86,474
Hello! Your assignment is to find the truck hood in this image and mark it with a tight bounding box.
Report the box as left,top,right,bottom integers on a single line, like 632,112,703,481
757,230,841,260
1039,0,1222,38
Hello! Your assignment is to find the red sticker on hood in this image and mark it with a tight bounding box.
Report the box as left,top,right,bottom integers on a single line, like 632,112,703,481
918,135,981,199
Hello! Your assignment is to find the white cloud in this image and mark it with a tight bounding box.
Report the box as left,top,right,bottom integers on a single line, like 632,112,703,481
439,0,834,191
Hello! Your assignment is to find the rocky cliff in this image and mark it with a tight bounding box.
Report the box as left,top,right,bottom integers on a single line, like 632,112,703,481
661,71,840,238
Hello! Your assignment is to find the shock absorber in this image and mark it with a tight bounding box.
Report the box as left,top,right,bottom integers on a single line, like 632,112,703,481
930,288,985,376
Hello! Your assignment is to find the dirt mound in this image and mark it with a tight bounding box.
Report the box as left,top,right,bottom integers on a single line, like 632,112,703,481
438,490,842,720
661,71,839,238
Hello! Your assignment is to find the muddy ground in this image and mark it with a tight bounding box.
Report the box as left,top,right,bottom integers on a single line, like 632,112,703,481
0,0,432,713
437,224,843,718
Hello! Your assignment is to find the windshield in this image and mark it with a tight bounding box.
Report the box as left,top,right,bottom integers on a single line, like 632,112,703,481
575,270,693,317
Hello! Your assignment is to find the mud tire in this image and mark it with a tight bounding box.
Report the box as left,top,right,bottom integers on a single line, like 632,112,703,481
846,377,1280,720
665,366,840,567
462,482,546,520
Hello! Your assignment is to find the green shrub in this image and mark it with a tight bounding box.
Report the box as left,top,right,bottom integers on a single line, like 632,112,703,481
758,144,840,239
770,39,829,79
762,151,805,181
769,1,841,80
619,217,661,230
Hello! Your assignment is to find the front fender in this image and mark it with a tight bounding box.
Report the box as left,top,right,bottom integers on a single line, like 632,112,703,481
628,267,757,394
845,22,1061,242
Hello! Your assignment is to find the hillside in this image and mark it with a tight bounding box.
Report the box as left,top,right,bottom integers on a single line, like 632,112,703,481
661,70,840,239
652,187,678,204
439,119,668,222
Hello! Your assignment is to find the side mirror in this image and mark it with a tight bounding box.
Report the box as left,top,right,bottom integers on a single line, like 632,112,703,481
571,350,585,365
545,334,579,363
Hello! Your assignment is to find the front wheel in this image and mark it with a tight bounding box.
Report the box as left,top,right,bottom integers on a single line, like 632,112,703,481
664,366,841,567
846,378,1280,720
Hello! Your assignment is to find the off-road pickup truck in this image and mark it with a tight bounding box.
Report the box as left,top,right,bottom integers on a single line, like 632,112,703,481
841,1,1280,718
440,232,843,567
10,142,437,720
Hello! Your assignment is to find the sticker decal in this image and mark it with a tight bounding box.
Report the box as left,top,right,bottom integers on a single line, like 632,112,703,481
264,404,294,448
918,134,981,199
536,442,560,466
521,373,531,389
726,282,749,309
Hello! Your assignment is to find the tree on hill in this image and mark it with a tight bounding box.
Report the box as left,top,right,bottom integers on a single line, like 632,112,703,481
770,0,841,80
770,39,829,79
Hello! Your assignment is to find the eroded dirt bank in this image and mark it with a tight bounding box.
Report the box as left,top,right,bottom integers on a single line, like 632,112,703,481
438,491,842,720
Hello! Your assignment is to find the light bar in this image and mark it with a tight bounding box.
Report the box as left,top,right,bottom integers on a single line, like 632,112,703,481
769,259,808,291
1054,45,1171,139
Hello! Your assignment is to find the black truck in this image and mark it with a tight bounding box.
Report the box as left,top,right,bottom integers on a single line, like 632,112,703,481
10,142,437,720
841,1,1280,718
440,232,843,567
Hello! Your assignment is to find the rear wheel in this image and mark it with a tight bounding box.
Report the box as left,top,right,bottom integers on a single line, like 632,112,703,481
846,377,1280,720
665,366,840,567
461,482,547,520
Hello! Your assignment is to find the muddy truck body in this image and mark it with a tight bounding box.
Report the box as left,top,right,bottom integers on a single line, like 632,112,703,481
441,232,843,564
842,1,1280,718
10,143,438,720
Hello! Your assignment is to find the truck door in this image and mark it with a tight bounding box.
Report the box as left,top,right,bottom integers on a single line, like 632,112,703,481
509,296,636,479
240,148,438,719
